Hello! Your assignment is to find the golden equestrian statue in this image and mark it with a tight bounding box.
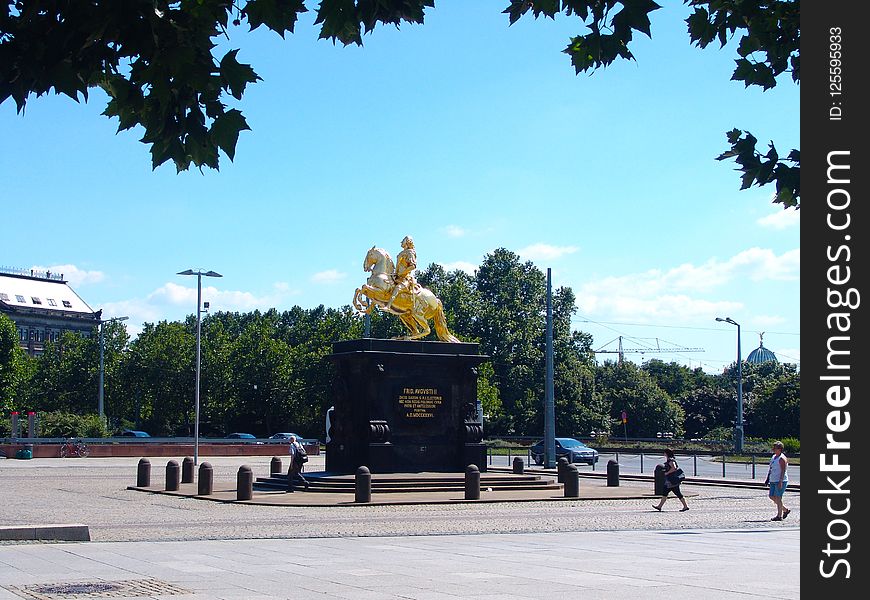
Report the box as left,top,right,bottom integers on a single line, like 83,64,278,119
353,236,461,342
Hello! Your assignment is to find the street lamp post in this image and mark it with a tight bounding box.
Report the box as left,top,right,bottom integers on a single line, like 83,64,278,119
178,269,223,465
99,315,128,421
716,317,744,453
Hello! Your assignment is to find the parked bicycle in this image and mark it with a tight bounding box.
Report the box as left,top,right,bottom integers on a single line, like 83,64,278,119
59,438,90,458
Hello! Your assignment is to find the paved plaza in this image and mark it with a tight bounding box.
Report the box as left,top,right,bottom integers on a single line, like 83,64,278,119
0,455,800,599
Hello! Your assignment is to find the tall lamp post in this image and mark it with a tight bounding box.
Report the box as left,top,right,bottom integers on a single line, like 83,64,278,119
99,315,128,421
178,269,223,465
716,317,744,453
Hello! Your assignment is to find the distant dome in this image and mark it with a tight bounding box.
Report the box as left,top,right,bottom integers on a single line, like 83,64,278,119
747,333,777,364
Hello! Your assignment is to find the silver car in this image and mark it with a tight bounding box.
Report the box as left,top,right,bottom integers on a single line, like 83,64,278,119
531,437,599,465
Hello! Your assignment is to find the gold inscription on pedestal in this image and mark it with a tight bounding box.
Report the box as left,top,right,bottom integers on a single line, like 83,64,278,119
398,387,444,418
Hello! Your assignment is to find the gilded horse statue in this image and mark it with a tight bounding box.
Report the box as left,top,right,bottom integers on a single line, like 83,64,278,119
353,246,460,343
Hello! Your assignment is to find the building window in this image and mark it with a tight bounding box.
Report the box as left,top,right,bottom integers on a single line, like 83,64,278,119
0,292,9,301
62,300,72,308
16,295,26,303
47,298,57,306
31,297,42,305
18,328,25,341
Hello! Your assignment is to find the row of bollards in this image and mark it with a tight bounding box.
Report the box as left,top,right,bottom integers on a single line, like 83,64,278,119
136,455,638,504
136,457,238,500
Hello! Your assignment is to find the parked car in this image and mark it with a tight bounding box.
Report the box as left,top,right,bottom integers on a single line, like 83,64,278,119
226,432,256,439
530,438,599,465
120,430,151,438
268,432,302,440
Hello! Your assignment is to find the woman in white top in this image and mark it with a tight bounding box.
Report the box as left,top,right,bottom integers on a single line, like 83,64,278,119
766,441,791,521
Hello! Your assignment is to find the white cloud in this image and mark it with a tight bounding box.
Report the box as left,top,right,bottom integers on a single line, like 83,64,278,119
311,269,347,284
101,281,300,338
574,246,798,323
517,243,579,261
578,291,742,323
443,225,467,238
583,248,799,302
439,261,477,275
757,208,800,229
32,264,105,286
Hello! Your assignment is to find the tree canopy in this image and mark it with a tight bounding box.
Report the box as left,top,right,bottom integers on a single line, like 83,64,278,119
1,1,798,205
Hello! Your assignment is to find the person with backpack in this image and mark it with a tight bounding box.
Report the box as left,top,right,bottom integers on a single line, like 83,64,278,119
652,448,689,512
286,435,310,492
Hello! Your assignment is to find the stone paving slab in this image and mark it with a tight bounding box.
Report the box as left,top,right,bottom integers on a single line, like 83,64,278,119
0,529,799,600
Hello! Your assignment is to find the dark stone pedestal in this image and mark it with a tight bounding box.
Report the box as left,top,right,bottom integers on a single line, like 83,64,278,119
326,339,489,474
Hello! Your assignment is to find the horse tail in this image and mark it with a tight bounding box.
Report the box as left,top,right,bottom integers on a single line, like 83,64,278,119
433,300,461,343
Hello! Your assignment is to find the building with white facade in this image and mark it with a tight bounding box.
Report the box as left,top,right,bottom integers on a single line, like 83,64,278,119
0,267,100,356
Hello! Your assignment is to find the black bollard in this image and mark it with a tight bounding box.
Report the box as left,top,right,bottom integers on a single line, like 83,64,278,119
198,462,213,495
564,463,580,497
165,460,180,491
557,457,569,483
654,464,667,497
355,466,372,503
465,464,481,500
270,456,283,476
237,465,253,501
606,459,620,487
181,456,194,484
512,456,524,474
137,458,151,487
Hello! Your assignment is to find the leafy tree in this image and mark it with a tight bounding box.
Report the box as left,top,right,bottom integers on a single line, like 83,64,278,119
227,311,294,435
470,249,547,435
98,318,130,423
23,330,99,414
38,410,108,438
678,384,736,438
0,313,28,413
642,359,697,399
2,1,798,205
595,360,684,437
744,363,799,439
123,320,194,436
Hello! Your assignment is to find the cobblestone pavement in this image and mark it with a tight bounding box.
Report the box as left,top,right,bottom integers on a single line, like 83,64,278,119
2,456,799,543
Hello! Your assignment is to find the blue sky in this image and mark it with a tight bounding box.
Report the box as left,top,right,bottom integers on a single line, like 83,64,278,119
0,1,799,372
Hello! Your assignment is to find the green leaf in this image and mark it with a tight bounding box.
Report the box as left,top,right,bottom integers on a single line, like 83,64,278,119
612,0,661,38
244,0,308,37
502,0,534,25
315,0,362,45
210,109,250,162
737,34,761,58
220,49,261,100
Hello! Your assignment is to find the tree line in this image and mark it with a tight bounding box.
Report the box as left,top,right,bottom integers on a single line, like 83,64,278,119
1,248,798,442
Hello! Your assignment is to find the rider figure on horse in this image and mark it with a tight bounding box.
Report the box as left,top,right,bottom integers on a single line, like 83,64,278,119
386,235,418,311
